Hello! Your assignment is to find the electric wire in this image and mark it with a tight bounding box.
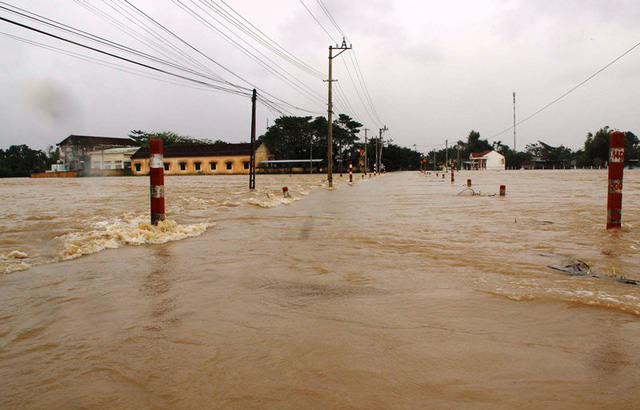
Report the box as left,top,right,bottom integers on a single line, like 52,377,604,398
0,2,245,90
488,39,640,141
340,57,377,125
200,0,325,79
102,0,234,86
0,31,223,93
298,0,337,44
0,14,251,96
173,0,326,107
315,0,346,39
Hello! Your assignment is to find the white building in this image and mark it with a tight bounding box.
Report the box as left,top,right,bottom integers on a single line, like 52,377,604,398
469,150,505,170
89,147,139,170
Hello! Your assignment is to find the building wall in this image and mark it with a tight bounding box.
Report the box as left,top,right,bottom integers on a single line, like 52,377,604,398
89,152,133,170
485,152,506,170
130,145,271,176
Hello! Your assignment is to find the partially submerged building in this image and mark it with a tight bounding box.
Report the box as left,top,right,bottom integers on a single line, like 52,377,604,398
130,143,272,175
57,135,139,171
469,150,506,170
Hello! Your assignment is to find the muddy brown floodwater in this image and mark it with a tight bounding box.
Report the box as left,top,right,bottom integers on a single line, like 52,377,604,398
1,170,639,408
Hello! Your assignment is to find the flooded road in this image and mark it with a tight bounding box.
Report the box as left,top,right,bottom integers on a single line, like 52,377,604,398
1,171,639,408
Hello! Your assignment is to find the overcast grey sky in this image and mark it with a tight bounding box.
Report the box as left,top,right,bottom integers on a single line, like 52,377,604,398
1,0,638,152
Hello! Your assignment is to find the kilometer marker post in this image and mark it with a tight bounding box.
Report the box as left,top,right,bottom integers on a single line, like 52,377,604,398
607,132,625,229
149,139,165,225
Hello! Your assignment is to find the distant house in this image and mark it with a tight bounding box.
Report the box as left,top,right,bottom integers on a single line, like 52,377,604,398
57,135,139,171
130,143,272,175
469,150,505,170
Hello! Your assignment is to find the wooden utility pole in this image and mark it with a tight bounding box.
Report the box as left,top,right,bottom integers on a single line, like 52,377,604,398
326,38,351,187
249,89,257,191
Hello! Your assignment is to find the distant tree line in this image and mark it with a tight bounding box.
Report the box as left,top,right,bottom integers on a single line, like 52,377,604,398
0,145,57,178
3,124,636,178
427,126,639,169
258,114,421,171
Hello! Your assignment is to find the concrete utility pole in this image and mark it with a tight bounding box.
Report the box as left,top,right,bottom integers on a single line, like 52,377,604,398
375,134,379,174
249,89,257,191
364,128,369,174
310,135,313,174
377,126,388,174
326,38,352,188
513,91,516,151
445,139,448,172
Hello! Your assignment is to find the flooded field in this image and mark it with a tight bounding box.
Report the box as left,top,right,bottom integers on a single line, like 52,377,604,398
1,170,639,408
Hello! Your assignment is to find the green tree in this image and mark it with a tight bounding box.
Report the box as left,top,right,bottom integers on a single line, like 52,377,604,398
525,141,575,168
0,144,51,177
257,116,314,160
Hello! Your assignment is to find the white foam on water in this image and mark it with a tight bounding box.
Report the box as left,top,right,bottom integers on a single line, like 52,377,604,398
2,250,29,259
58,217,214,261
247,194,300,208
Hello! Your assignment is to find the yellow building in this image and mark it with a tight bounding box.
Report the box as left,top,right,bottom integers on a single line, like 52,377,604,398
130,143,272,175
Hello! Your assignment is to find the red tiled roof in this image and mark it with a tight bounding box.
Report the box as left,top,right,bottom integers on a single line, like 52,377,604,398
470,150,493,158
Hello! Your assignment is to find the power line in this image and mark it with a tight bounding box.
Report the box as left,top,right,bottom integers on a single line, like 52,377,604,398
298,0,336,43
0,14,250,96
172,0,327,107
0,2,326,116
0,31,224,92
488,39,640,141
201,0,325,79
0,2,242,90
315,0,345,39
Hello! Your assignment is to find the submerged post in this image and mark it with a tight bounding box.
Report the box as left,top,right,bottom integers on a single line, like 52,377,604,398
500,185,506,196
149,139,165,225
349,160,353,183
607,132,625,229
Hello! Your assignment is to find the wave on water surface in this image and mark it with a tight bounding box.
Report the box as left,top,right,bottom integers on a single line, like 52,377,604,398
59,216,214,260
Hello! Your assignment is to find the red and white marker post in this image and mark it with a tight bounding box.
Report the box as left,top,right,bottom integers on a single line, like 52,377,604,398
607,132,625,229
149,139,165,225
349,160,353,183
450,160,455,183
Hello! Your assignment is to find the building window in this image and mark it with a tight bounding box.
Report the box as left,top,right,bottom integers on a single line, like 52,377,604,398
194,162,201,171
135,163,141,172
180,162,187,171
210,162,217,170
103,161,112,170
164,163,170,171
226,161,233,170
243,161,250,170
93,161,101,169
115,161,123,170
